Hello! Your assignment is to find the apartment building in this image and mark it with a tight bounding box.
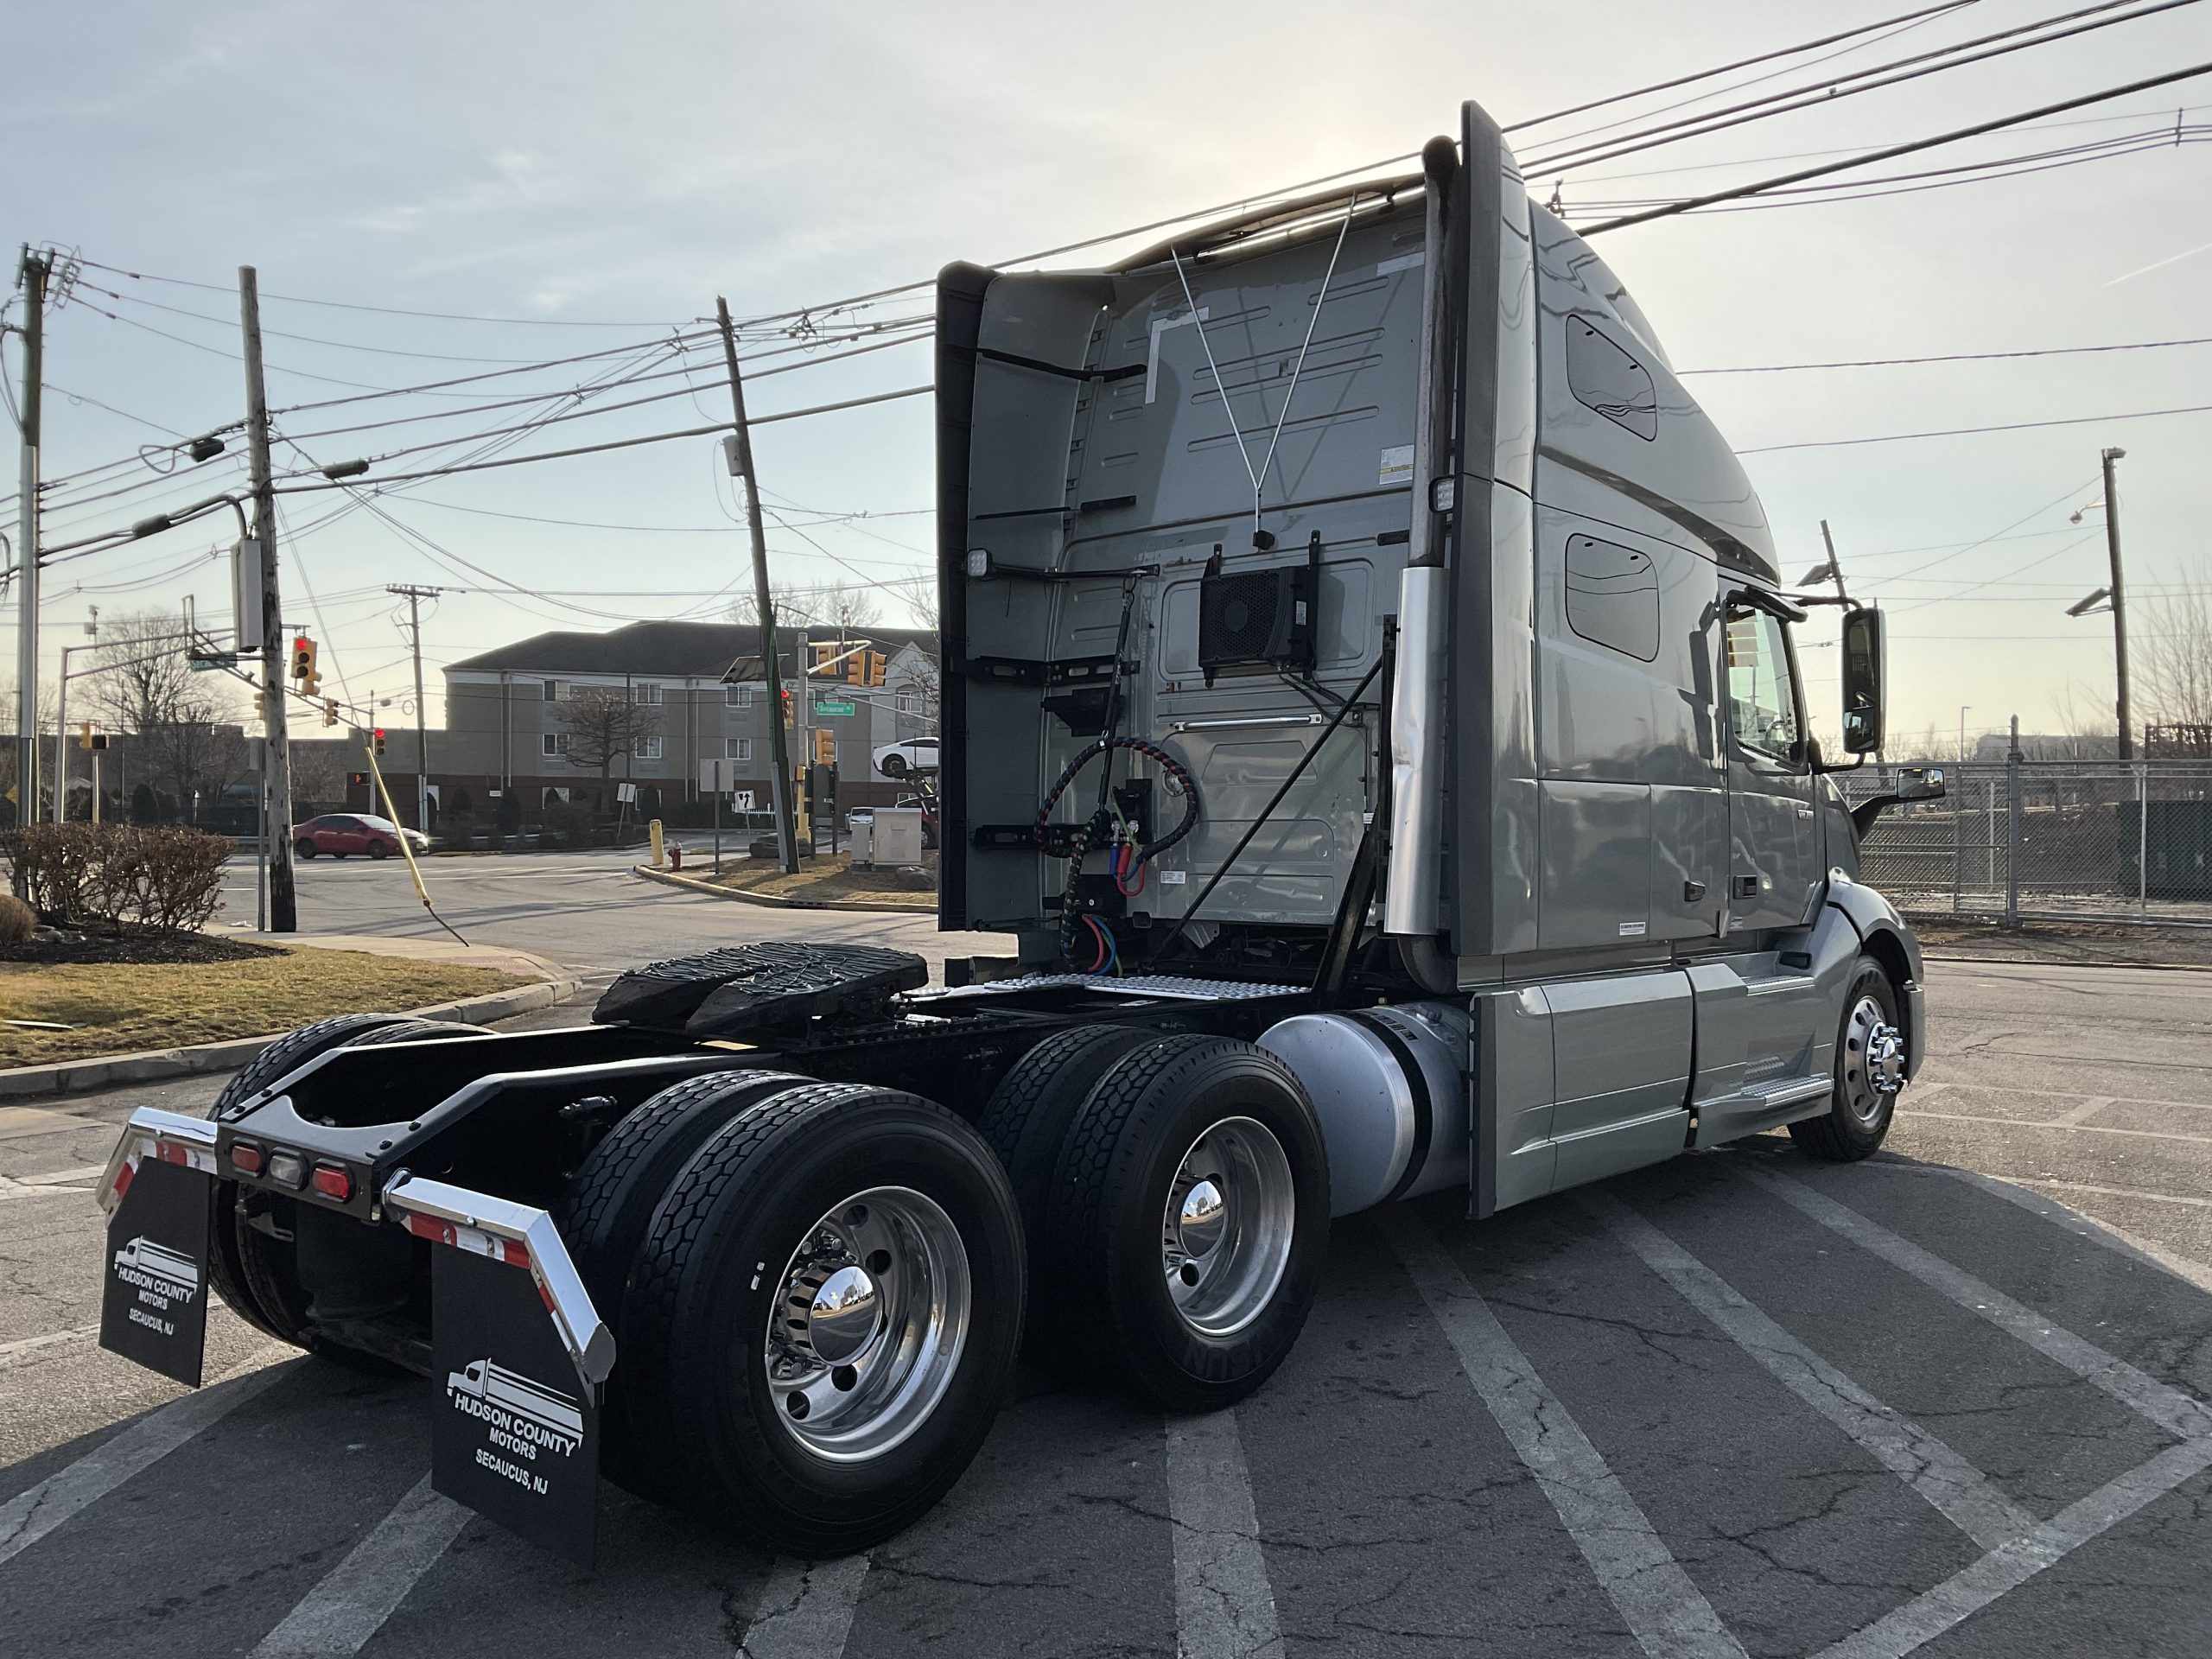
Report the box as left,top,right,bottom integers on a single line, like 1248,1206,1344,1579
353,620,935,825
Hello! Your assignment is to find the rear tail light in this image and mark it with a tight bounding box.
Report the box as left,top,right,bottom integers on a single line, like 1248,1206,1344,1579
310,1162,354,1203
265,1149,307,1188
228,1141,264,1176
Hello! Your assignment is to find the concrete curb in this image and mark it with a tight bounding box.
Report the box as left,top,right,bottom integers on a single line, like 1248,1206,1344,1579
0,972,582,1102
632,862,931,915
1922,952,2212,975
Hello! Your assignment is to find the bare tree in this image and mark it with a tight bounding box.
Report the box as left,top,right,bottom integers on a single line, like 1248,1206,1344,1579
727,581,820,629
2139,575,2212,748
86,609,247,817
892,575,938,632
555,686,663,789
2040,683,2119,760
0,678,59,822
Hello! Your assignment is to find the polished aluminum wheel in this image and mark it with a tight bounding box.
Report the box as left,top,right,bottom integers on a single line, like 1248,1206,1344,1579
1840,994,1905,1125
765,1185,970,1463
1160,1116,1296,1339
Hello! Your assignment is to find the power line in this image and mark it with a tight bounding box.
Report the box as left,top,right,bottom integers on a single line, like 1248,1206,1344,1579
1738,399,2212,453
1683,334,2212,373
1577,56,2212,233
73,257,690,329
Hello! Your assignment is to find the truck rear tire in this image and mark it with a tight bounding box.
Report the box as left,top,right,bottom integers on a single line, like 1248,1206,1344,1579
1043,1035,1329,1414
617,1081,1025,1554
1789,960,1906,1162
976,1023,1163,1352
206,1015,485,1354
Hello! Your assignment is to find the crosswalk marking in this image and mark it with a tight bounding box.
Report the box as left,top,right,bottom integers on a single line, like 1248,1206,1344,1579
1384,1209,1748,1659
734,1554,872,1659
250,1474,470,1657
1741,1165,2212,1446
1165,1409,1282,1659
0,1358,290,1567
1585,1189,2036,1552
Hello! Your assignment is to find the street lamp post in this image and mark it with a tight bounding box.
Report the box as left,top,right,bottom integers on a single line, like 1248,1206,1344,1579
2065,448,2132,759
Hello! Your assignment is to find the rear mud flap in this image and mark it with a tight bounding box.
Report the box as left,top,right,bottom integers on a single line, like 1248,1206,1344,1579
387,1175,614,1567
99,1150,215,1388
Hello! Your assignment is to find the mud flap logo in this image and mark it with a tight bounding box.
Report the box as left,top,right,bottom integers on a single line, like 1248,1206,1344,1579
429,1247,598,1566
99,1160,212,1387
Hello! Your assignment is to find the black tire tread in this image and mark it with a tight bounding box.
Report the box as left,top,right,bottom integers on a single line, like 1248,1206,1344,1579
1789,960,1898,1162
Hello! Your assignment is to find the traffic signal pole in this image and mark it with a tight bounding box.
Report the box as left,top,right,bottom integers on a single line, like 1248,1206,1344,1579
715,297,798,874
240,266,296,931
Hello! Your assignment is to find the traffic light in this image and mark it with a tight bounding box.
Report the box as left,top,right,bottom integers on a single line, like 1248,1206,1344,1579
866,650,887,688
290,636,318,682
78,721,93,751
846,647,867,685
779,687,793,727
372,728,386,757
322,698,340,728
810,642,841,678
812,726,836,766
254,689,268,720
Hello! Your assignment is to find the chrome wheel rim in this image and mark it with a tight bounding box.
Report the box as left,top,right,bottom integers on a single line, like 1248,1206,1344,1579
1840,994,1905,1124
764,1185,970,1464
1161,1116,1296,1339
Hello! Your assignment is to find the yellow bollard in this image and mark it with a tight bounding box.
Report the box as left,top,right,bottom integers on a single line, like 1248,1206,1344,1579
648,818,665,868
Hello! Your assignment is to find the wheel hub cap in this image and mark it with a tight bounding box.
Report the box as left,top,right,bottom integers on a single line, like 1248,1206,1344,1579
1840,994,1907,1124
1160,1116,1297,1339
765,1186,970,1463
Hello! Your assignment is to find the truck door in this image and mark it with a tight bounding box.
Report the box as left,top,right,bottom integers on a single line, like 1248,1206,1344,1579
1722,603,1819,934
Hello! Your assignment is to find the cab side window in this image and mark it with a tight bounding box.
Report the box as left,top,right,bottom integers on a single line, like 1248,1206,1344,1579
1725,608,1801,763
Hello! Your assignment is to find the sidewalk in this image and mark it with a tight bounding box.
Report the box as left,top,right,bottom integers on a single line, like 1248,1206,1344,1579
0,933,582,1100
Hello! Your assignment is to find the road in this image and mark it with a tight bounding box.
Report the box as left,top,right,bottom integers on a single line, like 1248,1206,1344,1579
3,875,2209,1657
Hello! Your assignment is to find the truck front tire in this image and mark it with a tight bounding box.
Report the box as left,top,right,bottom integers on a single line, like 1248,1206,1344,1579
1789,959,1907,1162
1044,1035,1329,1414
616,1082,1025,1554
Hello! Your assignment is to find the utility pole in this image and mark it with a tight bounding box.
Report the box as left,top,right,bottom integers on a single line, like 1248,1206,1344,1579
715,296,798,874
387,583,442,832
15,248,48,843
1819,519,1847,599
2100,446,2133,761
240,266,296,931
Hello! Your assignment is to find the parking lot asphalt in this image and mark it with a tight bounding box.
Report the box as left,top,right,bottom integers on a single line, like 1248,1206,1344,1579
4,900,2209,1657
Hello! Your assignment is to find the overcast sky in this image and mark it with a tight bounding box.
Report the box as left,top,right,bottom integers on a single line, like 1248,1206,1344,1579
8,0,2209,749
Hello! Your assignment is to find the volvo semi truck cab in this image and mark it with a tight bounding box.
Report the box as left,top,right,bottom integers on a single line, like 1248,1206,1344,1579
92,97,1934,1564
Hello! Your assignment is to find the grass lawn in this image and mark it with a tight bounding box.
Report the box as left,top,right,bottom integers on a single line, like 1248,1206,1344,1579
692,850,936,911
0,946,529,1068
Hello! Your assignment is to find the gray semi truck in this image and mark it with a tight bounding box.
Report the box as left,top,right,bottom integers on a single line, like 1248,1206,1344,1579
92,99,1941,1564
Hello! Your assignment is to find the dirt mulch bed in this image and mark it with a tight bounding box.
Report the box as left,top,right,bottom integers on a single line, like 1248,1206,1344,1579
1914,915,2212,969
0,925,282,967
690,851,937,911
0,945,528,1068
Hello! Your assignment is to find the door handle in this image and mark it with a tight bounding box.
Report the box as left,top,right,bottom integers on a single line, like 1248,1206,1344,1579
1683,880,1707,903
1732,874,1761,899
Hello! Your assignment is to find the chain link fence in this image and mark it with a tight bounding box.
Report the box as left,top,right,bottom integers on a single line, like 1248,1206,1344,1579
1843,760,2212,926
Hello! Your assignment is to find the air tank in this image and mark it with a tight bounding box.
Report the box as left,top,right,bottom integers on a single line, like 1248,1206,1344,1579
1257,1002,1471,1216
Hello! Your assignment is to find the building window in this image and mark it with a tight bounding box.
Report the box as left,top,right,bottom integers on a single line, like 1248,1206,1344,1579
637,736,664,760
543,679,560,702
727,684,754,709
541,732,569,758
636,683,663,707
895,690,917,716
726,738,753,762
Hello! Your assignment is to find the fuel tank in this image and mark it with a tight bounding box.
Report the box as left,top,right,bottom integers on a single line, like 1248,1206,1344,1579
1257,1003,1470,1216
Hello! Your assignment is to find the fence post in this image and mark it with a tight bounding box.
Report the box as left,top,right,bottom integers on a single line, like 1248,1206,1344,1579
2137,760,2149,919
1952,768,1965,914
2004,718,2022,928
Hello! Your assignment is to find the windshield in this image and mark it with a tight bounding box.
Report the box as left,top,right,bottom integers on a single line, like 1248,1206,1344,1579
359,815,398,832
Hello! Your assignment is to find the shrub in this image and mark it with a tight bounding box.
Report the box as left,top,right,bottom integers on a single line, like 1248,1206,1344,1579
0,893,35,947
1,823,231,932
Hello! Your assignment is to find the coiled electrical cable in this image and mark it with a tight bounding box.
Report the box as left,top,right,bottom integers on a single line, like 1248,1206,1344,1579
1034,737,1202,969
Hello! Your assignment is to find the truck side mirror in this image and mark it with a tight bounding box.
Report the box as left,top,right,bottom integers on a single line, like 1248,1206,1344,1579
1894,766,1945,803
1839,607,1885,754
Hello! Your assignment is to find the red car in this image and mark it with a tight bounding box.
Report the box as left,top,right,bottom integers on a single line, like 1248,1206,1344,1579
291,813,426,861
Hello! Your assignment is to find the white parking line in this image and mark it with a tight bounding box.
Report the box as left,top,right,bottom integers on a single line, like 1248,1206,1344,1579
1584,1190,2034,1553
1815,1438,2212,1659
1384,1211,1747,1659
1740,1166,2212,1446
1906,1109,2212,1147
249,1474,469,1657
0,1358,290,1567
1164,1409,1283,1659
734,1554,872,1659
0,1325,99,1369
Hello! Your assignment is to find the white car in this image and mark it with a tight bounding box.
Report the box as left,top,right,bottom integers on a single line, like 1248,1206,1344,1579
872,737,939,779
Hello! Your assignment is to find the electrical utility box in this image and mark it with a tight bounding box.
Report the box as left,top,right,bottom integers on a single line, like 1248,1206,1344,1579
871,807,925,867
